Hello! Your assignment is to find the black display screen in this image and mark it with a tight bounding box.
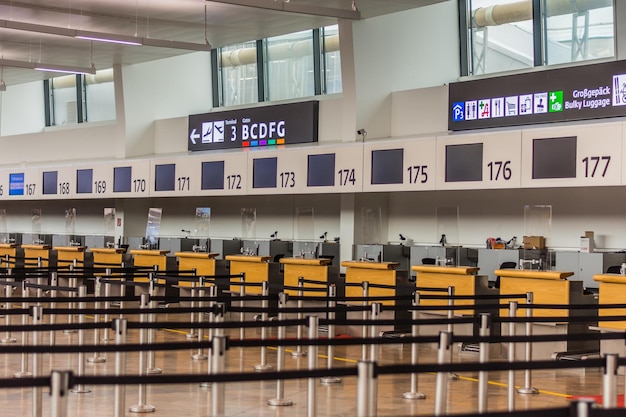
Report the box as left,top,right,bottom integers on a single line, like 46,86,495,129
42,171,58,195
371,149,404,185
113,166,132,192
449,59,626,130
253,157,277,188
532,136,577,179
445,143,483,182
307,153,335,187
76,169,93,194
155,164,176,191
201,161,225,190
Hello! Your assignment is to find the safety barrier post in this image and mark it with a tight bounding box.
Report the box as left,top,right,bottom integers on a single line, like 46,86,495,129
321,284,341,384
211,335,227,416
403,292,425,400
361,281,369,361
48,272,58,345
50,370,71,417
113,318,128,417
307,315,319,417
291,277,307,357
446,286,459,380
186,280,198,339
200,291,221,388
239,274,246,340
254,280,273,371
14,280,32,378
70,285,91,393
572,398,595,417
517,292,537,394
267,292,293,406
356,361,377,417
146,275,162,375
191,280,208,361
369,302,381,362
434,331,452,416
64,265,77,334
87,276,106,364
101,268,113,341
129,293,156,413
478,313,491,413
507,301,518,411
31,305,43,417
603,353,618,409
0,277,16,343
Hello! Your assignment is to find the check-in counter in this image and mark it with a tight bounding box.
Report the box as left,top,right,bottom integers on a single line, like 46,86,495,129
90,247,126,267
175,252,219,287
593,273,626,330
496,269,597,359
129,249,171,286
225,255,281,295
55,246,86,268
0,243,19,267
22,244,52,267
279,257,341,297
342,261,404,306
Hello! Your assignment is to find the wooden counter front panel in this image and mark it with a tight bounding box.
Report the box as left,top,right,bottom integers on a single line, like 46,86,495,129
177,257,216,287
23,248,49,268
344,267,395,305
228,260,268,295
92,252,124,266
131,252,168,283
56,249,85,267
283,263,329,296
416,272,478,314
499,276,570,318
598,281,626,330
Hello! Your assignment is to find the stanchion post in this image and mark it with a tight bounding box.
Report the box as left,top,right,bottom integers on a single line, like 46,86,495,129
307,315,319,417
403,292,425,400
191,281,208,361
603,353,618,409
186,279,198,339
356,361,377,417
113,318,128,417
50,370,71,417
507,300,518,411
446,286,459,380
31,305,43,417
71,285,91,393
239,274,246,340
129,293,156,413
211,335,227,416
572,398,595,417
369,302,381,362
64,266,77,334
0,278,16,343
434,331,452,416
517,292,538,395
87,276,106,364
254,280,273,371
321,284,341,384
361,281,369,361
49,272,58,345
14,280,32,378
478,313,491,413
291,276,307,357
267,292,293,406
101,268,113,342
201,285,219,388
146,275,162,375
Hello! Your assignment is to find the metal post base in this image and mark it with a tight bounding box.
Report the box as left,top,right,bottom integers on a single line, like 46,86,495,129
70,386,91,394
87,356,106,364
63,329,77,334
517,387,539,395
402,391,426,400
14,372,33,379
0,337,16,343
199,382,211,388
448,373,459,380
267,398,293,406
129,404,156,413
320,376,342,385
254,364,273,372
100,336,113,342
185,333,198,339
191,353,208,361
146,367,162,375
291,350,307,357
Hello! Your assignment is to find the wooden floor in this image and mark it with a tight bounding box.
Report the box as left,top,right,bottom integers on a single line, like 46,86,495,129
0,308,611,417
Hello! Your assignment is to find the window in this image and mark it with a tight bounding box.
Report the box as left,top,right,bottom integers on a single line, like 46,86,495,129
462,0,614,76
214,25,342,108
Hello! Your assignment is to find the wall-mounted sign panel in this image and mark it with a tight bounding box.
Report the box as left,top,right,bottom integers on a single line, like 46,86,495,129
436,131,522,190
188,101,318,151
150,157,198,197
111,160,151,198
363,138,436,192
197,152,249,196
39,166,75,200
449,60,626,131
246,148,307,195
303,143,363,194
520,122,622,188
4,167,41,200
73,162,114,198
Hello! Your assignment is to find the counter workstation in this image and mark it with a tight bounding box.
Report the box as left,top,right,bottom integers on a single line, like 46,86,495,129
0,243,19,268
279,257,341,296
89,247,127,267
496,269,597,359
591,273,626,365
225,255,281,296
22,244,51,268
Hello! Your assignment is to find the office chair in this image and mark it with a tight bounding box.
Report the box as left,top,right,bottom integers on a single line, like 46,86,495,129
494,261,518,288
606,265,622,274
422,257,436,265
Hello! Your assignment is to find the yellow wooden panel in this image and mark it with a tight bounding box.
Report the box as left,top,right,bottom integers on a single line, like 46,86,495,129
225,255,271,263
341,261,399,270
280,257,332,267
412,265,479,275
283,263,329,296
228,260,268,295
177,256,216,287
132,253,168,283
56,247,86,267
345,267,395,305
593,274,626,284
494,269,573,280
416,272,477,315
23,247,50,268
0,247,16,263
598,282,626,330
92,252,124,266
499,276,570,318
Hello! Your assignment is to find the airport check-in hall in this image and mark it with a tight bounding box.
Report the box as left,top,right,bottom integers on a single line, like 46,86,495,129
0,1,626,417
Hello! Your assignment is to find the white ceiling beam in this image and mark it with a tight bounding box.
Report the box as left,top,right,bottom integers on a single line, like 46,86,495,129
207,0,361,20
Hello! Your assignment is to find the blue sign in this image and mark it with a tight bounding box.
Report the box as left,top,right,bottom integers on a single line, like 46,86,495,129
9,173,24,196
451,102,465,122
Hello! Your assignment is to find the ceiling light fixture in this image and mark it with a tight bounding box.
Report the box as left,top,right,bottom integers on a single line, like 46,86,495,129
0,58,96,75
75,31,142,46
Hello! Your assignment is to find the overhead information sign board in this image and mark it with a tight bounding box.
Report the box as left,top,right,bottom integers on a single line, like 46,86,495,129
449,59,626,131
188,101,318,151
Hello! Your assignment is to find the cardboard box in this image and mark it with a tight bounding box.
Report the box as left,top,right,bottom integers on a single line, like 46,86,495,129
580,237,594,253
523,236,545,250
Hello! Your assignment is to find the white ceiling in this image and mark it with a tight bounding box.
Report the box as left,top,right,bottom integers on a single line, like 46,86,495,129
0,0,447,86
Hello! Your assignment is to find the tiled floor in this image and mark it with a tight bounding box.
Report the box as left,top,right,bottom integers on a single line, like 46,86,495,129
0,308,613,417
